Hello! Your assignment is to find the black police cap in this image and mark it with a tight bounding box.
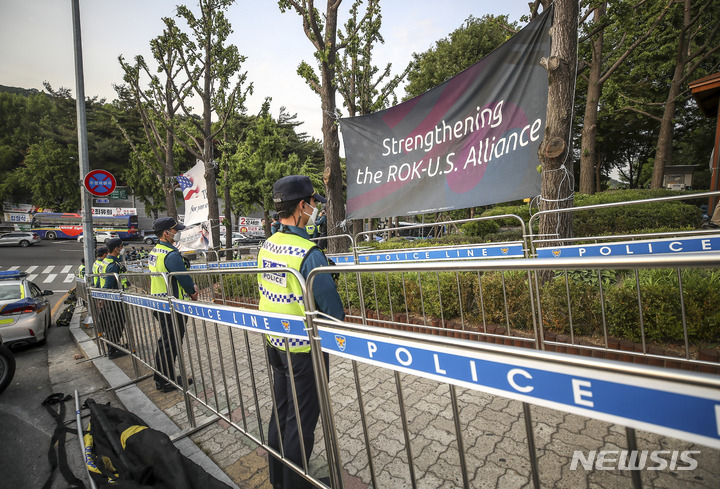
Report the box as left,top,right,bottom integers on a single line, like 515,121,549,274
106,238,123,251
153,217,186,234
272,175,327,204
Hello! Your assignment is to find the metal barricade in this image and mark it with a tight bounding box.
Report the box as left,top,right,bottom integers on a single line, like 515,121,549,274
307,254,720,488
84,252,720,488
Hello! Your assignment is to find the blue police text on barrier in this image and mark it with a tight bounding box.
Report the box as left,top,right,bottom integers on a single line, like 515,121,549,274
538,235,720,258
171,300,307,338
331,243,525,265
122,294,171,313
91,290,122,302
190,260,258,270
318,326,720,448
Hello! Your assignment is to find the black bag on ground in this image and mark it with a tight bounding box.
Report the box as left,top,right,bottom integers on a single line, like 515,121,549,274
84,399,232,489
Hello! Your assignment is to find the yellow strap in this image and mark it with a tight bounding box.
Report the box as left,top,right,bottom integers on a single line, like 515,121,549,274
120,425,147,450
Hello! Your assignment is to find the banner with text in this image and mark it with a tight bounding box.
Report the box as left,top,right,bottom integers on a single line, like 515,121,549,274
340,7,553,219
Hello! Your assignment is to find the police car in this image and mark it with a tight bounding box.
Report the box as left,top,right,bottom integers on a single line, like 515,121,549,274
0,271,53,347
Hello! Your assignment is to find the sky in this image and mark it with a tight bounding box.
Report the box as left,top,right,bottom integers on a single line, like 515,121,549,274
0,0,531,142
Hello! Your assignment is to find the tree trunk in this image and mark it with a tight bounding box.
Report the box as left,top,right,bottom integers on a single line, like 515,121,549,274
578,3,605,195
651,0,690,189
538,0,578,243
320,1,345,254
223,153,232,257
352,219,363,244
650,10,691,189
163,85,177,219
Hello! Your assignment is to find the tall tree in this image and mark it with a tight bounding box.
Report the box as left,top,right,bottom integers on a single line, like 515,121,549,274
116,22,193,219
536,0,578,242
577,0,672,194
648,0,719,188
229,110,302,229
167,0,251,248
20,139,80,211
278,0,360,253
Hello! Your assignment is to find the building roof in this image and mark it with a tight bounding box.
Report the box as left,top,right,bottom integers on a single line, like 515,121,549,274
690,72,720,117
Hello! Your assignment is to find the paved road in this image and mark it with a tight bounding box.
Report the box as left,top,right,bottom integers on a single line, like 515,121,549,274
0,239,119,488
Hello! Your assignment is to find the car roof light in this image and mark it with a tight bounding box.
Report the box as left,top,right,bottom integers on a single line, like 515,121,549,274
0,271,28,280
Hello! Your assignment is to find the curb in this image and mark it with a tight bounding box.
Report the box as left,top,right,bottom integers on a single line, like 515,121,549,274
68,307,239,489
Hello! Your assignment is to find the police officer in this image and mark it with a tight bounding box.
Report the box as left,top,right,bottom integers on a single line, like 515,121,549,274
149,217,199,392
258,175,344,489
270,213,281,235
92,246,108,287
101,238,128,359
76,258,85,278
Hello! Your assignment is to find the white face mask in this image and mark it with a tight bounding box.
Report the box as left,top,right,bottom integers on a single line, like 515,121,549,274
303,203,318,225
119,248,126,256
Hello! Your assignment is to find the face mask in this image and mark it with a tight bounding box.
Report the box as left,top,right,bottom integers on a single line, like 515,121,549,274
303,203,318,225
119,248,125,256
166,230,177,242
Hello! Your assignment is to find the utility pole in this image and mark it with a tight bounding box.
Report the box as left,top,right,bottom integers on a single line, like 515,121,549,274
71,0,94,271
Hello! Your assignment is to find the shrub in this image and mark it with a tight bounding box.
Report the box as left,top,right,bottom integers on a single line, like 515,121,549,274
539,274,604,337
573,190,702,236
473,270,533,331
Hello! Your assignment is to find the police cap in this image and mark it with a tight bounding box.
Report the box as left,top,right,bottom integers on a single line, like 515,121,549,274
272,175,326,204
153,217,186,234
106,238,123,252
96,246,108,258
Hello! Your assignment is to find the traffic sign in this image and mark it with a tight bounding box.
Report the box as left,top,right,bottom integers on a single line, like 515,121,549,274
84,170,116,197
96,198,109,203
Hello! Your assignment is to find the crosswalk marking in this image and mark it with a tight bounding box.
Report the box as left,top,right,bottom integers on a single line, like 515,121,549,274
1,265,110,289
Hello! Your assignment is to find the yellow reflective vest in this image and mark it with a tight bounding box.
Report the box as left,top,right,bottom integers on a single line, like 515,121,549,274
257,231,317,353
148,243,186,299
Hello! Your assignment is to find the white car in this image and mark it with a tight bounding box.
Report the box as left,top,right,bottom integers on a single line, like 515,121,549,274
0,271,53,347
77,231,119,244
0,232,42,247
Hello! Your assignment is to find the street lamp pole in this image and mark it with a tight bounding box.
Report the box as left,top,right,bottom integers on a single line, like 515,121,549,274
71,0,94,271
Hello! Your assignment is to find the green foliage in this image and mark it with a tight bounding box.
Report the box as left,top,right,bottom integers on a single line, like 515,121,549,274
460,219,500,237
404,14,516,99
475,271,533,329
572,190,702,235
540,276,604,337
461,205,529,238
604,269,720,343
0,86,133,208
19,139,80,211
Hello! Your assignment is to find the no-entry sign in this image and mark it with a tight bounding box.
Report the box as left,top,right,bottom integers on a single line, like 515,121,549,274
84,170,117,197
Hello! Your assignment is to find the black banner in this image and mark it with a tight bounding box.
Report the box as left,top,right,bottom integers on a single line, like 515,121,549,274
340,7,553,218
